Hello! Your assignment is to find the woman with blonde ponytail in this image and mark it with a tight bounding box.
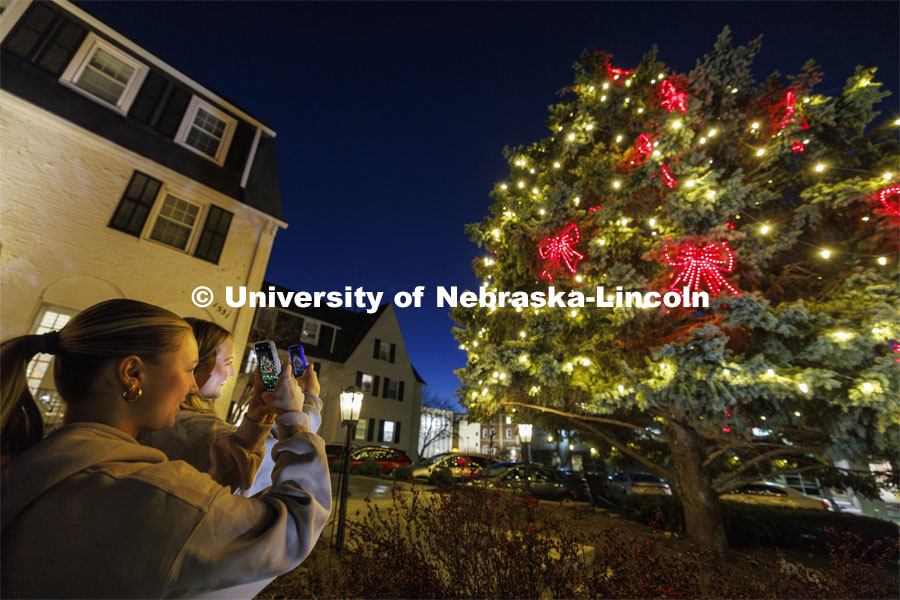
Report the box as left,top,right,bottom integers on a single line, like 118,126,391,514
1,299,331,598
141,317,275,492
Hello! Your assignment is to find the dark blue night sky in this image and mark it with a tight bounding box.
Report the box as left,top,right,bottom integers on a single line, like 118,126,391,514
82,1,899,405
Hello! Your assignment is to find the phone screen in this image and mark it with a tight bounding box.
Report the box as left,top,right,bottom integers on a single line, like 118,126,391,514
289,344,307,377
254,342,279,392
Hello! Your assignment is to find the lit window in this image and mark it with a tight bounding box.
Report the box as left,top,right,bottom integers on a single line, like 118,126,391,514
354,421,367,441
26,308,73,393
382,420,396,443
301,320,320,345
148,195,200,251
244,350,258,374
60,33,148,114
175,96,237,165
505,416,512,424
360,373,374,394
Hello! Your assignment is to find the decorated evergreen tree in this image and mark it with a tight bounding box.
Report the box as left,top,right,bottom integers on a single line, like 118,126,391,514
452,28,899,553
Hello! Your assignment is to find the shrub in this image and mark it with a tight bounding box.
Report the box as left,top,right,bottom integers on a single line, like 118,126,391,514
355,458,382,476
430,466,454,486
328,459,345,473
391,465,413,482
620,494,900,552
259,484,899,599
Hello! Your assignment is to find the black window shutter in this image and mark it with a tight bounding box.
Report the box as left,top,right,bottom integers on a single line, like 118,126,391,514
108,171,161,236
366,418,375,442
389,344,396,363
373,338,381,359
3,3,59,61
194,205,233,264
372,375,380,396
313,362,321,374
355,371,363,388
156,86,191,138
223,121,256,174
394,422,401,444
35,20,87,75
398,381,405,403
377,420,385,443
129,70,168,124
382,377,390,399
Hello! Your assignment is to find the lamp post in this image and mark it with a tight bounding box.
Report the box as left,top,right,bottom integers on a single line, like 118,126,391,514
335,386,363,553
518,423,533,491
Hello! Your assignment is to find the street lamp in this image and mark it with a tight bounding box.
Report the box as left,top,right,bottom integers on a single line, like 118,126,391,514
518,423,533,491
335,386,363,553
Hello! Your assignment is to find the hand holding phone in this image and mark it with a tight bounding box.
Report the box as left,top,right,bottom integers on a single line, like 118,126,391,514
253,340,281,392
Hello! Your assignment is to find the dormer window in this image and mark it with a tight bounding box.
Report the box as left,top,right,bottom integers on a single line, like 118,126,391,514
175,96,237,165
300,319,320,345
60,33,148,114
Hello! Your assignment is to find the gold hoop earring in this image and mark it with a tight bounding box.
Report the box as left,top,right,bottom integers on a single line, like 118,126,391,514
122,388,142,402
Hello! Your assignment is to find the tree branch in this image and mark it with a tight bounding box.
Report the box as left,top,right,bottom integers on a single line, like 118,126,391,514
578,421,674,480
713,445,827,490
501,401,658,436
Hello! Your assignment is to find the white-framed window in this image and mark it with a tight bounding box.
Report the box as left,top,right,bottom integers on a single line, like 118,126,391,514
354,421,367,441
482,428,488,437
60,33,148,115
244,350,258,374
147,194,202,251
175,96,237,165
26,307,74,394
301,319,320,345
360,373,374,394
382,420,396,444
505,416,512,425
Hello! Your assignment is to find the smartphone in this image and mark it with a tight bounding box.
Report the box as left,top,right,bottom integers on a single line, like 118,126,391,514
288,344,307,378
253,340,281,392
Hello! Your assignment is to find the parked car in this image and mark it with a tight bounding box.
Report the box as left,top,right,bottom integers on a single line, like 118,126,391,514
606,471,672,502
466,462,591,503
719,483,833,510
410,452,496,482
326,446,411,475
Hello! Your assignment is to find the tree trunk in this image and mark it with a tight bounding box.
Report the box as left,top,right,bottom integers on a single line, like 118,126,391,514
668,421,729,555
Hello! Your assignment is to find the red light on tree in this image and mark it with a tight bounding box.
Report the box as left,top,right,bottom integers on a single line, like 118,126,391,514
792,140,805,153
878,185,900,216
602,61,634,82
776,90,809,132
664,241,741,295
538,223,584,282
660,164,677,189
659,80,688,114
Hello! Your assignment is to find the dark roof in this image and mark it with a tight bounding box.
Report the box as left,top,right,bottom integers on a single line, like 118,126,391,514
263,280,426,384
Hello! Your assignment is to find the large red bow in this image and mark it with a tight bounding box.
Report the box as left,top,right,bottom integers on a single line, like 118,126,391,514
664,241,740,296
539,224,583,282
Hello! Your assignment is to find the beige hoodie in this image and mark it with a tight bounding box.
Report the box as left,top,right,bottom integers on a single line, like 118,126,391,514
1,395,331,599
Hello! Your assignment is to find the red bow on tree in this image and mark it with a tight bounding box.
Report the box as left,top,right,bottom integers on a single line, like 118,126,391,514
659,80,688,114
776,90,809,132
664,241,740,295
878,185,900,216
538,224,584,282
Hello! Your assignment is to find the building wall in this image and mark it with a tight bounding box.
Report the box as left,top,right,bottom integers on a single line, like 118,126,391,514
454,418,482,453
0,90,283,414
330,305,423,461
